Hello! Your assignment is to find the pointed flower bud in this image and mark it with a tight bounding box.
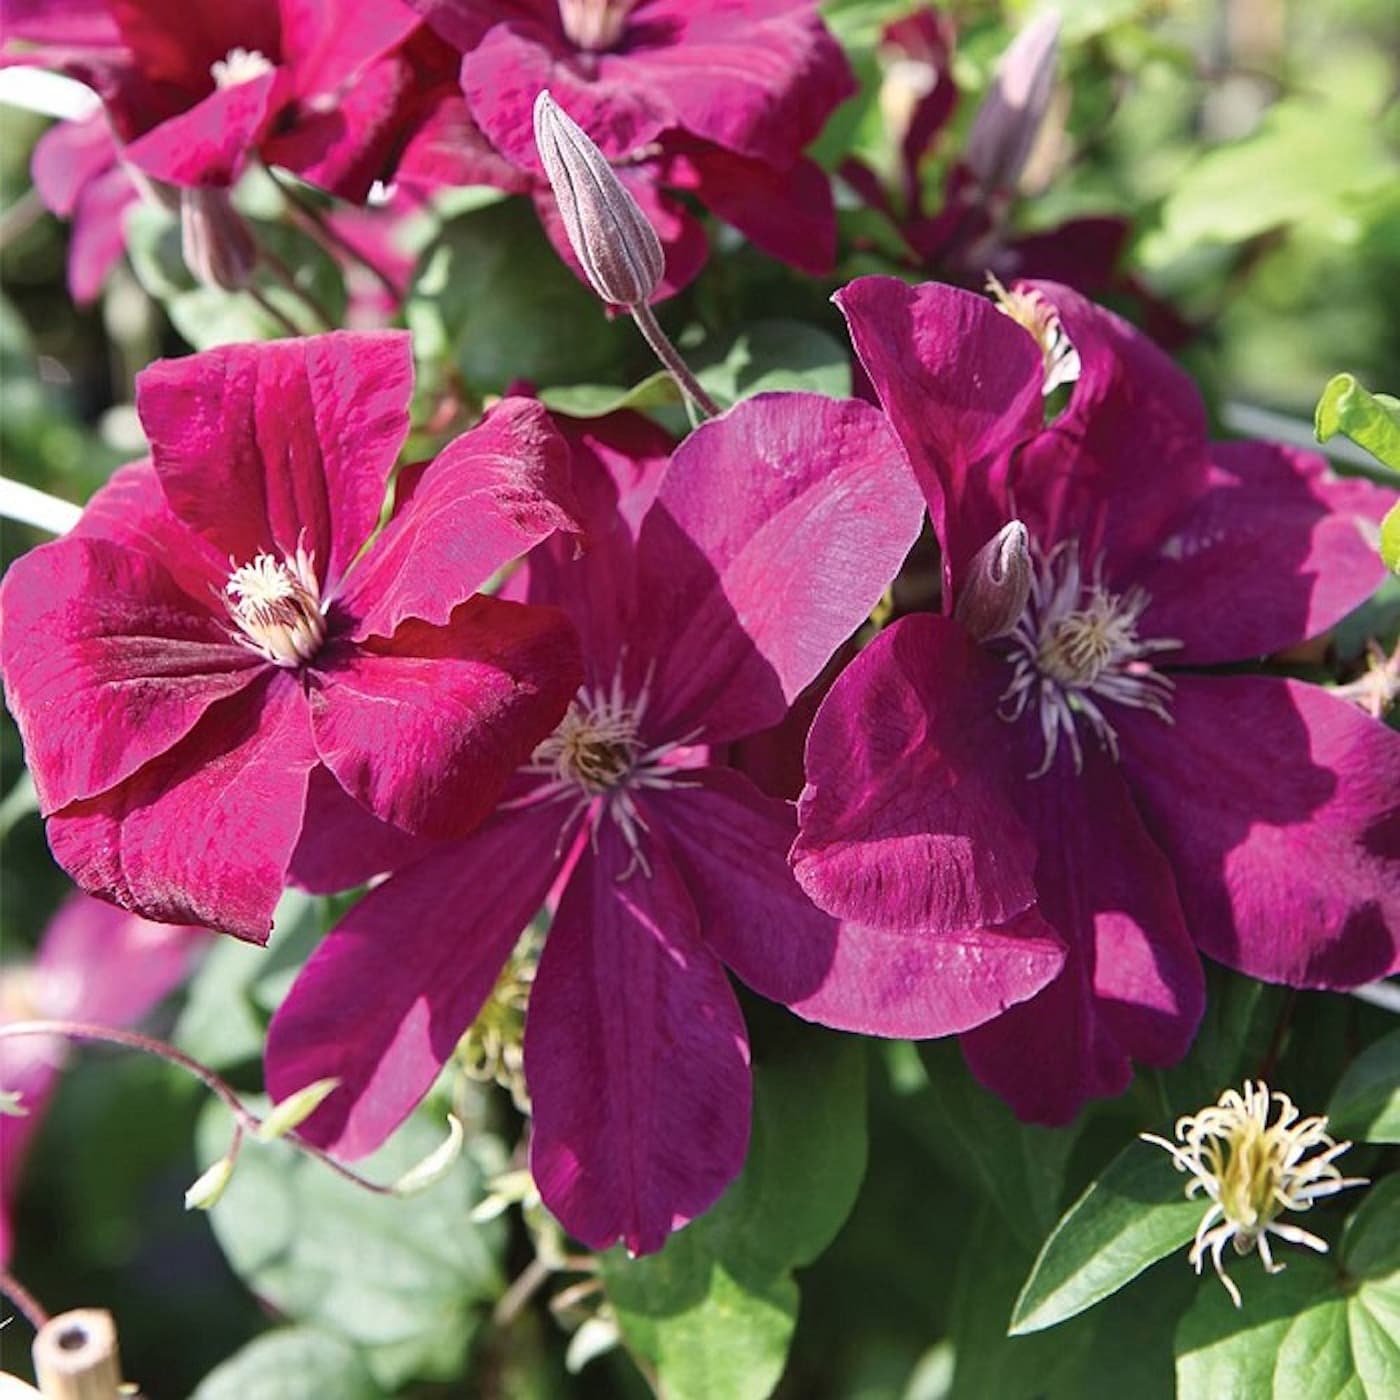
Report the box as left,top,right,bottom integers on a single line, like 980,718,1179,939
955,521,1032,642
184,1153,236,1211
533,90,664,308
180,186,257,292
964,10,1060,193
391,1113,465,1197
257,1076,340,1142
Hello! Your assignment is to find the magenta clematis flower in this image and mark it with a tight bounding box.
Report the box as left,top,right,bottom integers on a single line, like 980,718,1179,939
3,0,422,196
793,276,1400,1124
263,394,1058,1253
0,892,206,1264
399,0,856,297
0,331,583,941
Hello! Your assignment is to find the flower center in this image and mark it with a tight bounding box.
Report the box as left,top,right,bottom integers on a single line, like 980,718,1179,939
558,0,635,51
223,541,325,667
986,274,1080,396
525,671,692,876
211,47,274,89
999,541,1178,776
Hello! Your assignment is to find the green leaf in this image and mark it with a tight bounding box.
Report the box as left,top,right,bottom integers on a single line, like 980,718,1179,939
537,371,682,419
1328,1028,1400,1144
601,1028,867,1400
191,1328,381,1400
691,319,853,408
196,1098,505,1388
406,198,636,392
1315,374,1400,475
1380,502,1400,575
913,1041,1080,1254
1009,1142,1204,1334
1147,99,1397,264
1175,1176,1400,1399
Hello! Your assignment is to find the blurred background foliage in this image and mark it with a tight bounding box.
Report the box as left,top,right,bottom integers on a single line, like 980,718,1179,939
2,0,1398,1394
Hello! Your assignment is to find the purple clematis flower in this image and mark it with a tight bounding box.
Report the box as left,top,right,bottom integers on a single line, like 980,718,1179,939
3,0,422,196
0,892,206,1265
793,276,1400,1124
263,394,1059,1253
0,331,583,942
400,0,856,297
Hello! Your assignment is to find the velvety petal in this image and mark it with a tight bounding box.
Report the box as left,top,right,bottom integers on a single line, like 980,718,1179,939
627,392,925,746
278,0,421,97
1,0,121,45
526,823,751,1255
1120,675,1400,988
137,332,413,594
310,596,582,839
123,70,287,186
31,113,115,217
793,613,1040,934
670,148,836,276
610,0,855,165
339,395,576,638
464,25,669,169
67,163,139,305
46,670,319,942
110,0,281,87
656,767,1064,1037
0,535,262,814
391,87,532,195
1008,281,1210,579
835,275,1044,589
265,800,563,1158
288,764,434,893
1135,441,1390,665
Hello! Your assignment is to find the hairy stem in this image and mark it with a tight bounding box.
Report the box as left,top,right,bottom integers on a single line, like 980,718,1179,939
630,301,721,419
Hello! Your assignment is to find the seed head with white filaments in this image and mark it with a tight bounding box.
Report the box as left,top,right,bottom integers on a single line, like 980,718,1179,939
1141,1081,1367,1307
523,667,693,877
998,540,1179,777
223,537,326,667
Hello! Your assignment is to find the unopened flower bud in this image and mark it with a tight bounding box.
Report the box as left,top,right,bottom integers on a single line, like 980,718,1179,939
964,11,1060,193
184,1153,236,1211
533,90,664,308
955,521,1032,642
180,186,257,292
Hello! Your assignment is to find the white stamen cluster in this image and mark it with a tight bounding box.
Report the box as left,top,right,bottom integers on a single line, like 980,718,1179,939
1142,1081,1367,1308
211,47,274,90
987,273,1081,395
223,540,325,667
1000,541,1178,777
558,0,635,51
526,669,690,876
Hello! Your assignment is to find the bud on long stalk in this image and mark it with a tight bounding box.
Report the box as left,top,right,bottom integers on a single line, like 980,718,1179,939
964,11,1060,194
532,90,663,309
955,521,1032,642
532,90,720,420
180,186,257,292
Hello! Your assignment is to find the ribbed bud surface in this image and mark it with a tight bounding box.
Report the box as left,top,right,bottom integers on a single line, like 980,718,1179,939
533,90,664,308
180,186,257,292
964,11,1060,193
954,521,1032,643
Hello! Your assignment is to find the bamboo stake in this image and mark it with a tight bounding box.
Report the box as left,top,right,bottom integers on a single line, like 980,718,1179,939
32,1312,122,1400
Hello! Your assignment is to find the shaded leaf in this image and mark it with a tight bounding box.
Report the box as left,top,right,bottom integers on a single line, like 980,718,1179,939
537,371,681,419
1315,373,1400,475
1328,1029,1400,1145
191,1328,380,1400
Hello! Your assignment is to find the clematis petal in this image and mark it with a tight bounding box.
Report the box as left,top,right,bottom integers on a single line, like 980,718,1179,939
265,801,564,1158
1009,281,1210,578
108,0,280,89
136,332,414,595
656,767,1064,1037
66,163,139,306
310,596,582,839
631,392,926,745
0,535,262,814
1136,441,1390,665
527,824,751,1256
1120,675,1400,989
123,70,288,186
339,396,577,639
668,148,837,277
835,275,1044,591
793,614,1040,935
288,765,434,894
31,113,115,218
278,0,421,98
45,670,319,942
